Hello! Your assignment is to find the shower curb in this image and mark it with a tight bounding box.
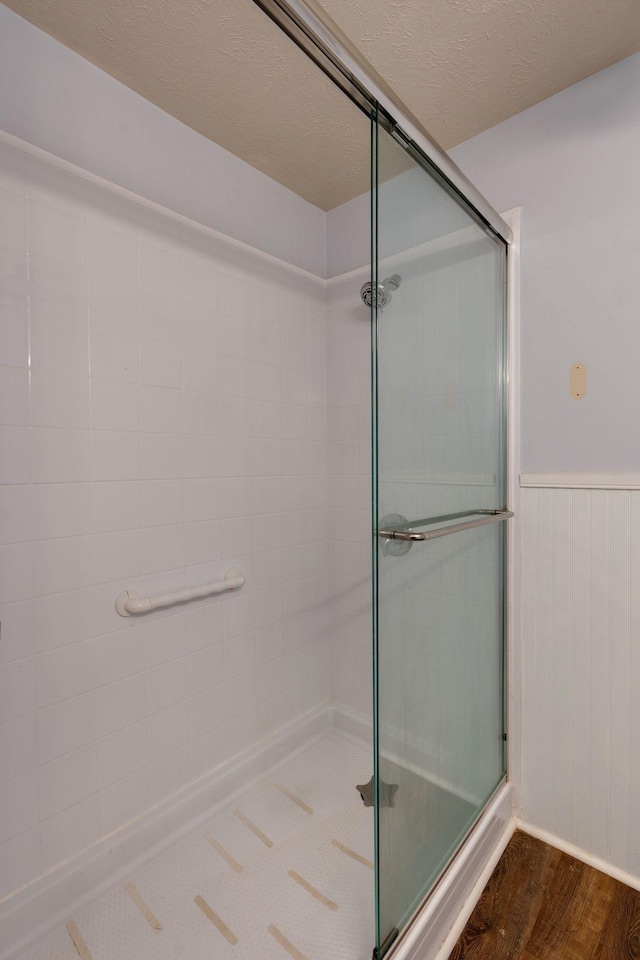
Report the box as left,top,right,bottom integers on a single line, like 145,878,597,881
389,781,514,960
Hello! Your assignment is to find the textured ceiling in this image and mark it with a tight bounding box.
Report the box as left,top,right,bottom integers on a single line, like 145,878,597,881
3,0,640,210
317,0,640,150
1,0,377,210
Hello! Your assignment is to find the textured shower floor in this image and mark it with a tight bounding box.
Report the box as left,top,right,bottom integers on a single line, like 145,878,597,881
19,733,375,960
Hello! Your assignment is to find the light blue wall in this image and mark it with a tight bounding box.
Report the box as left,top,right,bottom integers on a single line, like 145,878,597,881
329,52,640,471
452,53,640,472
0,4,327,276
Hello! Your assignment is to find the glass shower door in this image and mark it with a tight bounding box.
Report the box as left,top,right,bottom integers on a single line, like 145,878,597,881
372,122,509,956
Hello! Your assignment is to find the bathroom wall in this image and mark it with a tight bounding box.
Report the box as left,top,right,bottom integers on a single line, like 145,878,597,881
0,137,330,901
519,481,640,878
0,4,326,276
451,52,640,877
451,51,640,475
326,275,372,717
326,158,471,278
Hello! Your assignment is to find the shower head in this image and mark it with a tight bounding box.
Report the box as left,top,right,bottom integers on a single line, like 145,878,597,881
360,281,388,309
360,274,401,309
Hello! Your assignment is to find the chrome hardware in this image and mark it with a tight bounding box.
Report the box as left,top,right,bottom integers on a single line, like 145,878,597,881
378,509,513,550
378,513,412,556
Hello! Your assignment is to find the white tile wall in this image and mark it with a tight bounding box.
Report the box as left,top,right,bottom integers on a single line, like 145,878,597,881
326,277,373,718
0,139,331,900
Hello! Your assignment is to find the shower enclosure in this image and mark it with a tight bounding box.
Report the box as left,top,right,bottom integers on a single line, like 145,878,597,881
0,1,512,958
372,120,509,957
257,3,512,950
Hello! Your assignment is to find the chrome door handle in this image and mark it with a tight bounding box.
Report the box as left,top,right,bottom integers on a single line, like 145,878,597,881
378,508,513,543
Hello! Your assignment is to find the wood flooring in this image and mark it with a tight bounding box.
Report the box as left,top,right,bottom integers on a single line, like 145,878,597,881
449,830,640,960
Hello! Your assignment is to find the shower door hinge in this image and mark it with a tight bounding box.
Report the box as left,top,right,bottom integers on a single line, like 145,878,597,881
503,732,508,741
372,927,399,959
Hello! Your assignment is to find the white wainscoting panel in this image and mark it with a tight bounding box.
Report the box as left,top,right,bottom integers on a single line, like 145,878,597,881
520,482,640,879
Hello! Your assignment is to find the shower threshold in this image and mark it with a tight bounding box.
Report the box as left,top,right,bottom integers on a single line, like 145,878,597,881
15,732,375,960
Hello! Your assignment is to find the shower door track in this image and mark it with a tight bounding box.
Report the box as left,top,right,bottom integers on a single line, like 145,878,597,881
250,0,512,245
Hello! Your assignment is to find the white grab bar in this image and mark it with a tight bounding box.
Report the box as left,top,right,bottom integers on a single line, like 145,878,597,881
114,567,245,617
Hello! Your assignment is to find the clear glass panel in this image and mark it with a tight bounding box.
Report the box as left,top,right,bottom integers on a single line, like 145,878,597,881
373,124,508,954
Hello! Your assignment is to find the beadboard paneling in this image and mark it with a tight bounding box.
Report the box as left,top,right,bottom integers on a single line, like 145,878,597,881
520,485,639,878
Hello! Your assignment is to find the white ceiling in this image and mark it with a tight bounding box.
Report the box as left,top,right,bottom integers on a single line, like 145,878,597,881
3,0,639,210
